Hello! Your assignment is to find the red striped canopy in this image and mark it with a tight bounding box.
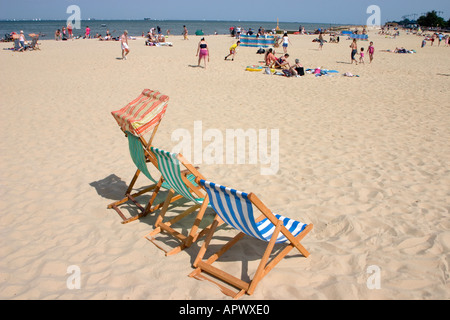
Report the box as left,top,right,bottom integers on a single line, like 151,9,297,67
111,89,169,137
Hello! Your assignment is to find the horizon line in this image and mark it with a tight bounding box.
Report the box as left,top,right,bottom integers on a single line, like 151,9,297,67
0,18,358,25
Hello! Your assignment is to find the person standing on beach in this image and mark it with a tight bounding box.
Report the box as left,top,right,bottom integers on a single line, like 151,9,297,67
367,41,375,63
196,37,209,68
350,39,358,65
85,26,90,39
121,30,130,60
318,32,324,50
67,22,73,40
183,25,189,40
281,32,291,53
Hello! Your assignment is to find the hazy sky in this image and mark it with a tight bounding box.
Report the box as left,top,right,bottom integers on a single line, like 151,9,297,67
1,0,449,24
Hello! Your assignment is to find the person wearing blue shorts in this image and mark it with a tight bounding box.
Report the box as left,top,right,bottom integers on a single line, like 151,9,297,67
281,32,291,53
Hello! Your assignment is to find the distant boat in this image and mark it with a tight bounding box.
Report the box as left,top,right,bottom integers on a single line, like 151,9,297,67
144,18,151,21
101,24,106,27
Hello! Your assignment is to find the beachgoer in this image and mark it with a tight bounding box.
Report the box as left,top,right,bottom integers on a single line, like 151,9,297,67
55,29,61,41
236,26,241,39
281,32,291,53
85,26,90,39
121,30,130,60
277,53,291,69
183,25,188,40
19,31,26,50
367,41,375,63
350,39,358,64
196,37,209,68
224,41,240,61
67,22,73,40
318,32,324,50
290,59,305,77
359,47,365,64
265,48,280,67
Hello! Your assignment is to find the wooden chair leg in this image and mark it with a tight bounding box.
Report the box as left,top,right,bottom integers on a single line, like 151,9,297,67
247,221,282,295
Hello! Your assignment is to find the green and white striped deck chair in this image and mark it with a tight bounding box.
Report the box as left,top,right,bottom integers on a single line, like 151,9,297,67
144,147,214,256
107,132,185,224
108,89,183,224
189,179,313,299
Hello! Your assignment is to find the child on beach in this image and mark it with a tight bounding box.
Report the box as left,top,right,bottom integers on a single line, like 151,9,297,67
224,41,240,61
367,41,374,63
359,47,365,64
120,30,130,60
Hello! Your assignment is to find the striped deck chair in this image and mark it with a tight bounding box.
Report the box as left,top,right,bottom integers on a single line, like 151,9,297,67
144,148,215,256
189,179,313,299
107,89,182,224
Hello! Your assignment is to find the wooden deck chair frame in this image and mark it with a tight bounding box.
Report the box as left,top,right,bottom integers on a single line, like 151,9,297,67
107,128,182,224
107,89,182,224
189,179,313,299
144,150,218,256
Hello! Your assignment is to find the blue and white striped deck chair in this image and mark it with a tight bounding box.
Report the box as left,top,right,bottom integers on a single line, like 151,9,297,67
107,132,183,224
190,179,313,299
144,147,213,256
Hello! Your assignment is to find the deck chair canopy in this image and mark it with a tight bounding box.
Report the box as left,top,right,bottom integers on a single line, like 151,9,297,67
111,89,169,138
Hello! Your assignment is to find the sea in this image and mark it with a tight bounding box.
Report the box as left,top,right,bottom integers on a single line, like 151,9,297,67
0,19,345,39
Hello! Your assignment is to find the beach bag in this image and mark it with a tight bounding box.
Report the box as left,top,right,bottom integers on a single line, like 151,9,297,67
256,48,265,54
264,67,271,75
282,69,292,77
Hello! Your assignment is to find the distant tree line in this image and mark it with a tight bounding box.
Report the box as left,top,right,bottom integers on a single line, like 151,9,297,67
389,10,449,28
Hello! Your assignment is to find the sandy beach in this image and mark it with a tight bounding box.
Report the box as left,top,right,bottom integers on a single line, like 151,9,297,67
0,29,449,300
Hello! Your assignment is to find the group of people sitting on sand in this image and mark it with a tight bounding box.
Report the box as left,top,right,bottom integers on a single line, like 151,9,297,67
145,31,169,46
263,48,304,77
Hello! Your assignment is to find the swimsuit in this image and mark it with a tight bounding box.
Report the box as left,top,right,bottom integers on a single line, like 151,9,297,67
199,43,208,57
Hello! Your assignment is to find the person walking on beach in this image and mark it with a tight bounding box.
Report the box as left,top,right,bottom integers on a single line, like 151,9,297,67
121,30,130,60
183,25,189,40
281,32,291,53
367,41,375,63
350,39,358,65
224,41,240,61
196,37,209,68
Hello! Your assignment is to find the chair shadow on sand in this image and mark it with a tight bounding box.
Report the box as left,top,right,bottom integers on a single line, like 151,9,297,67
89,174,130,201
